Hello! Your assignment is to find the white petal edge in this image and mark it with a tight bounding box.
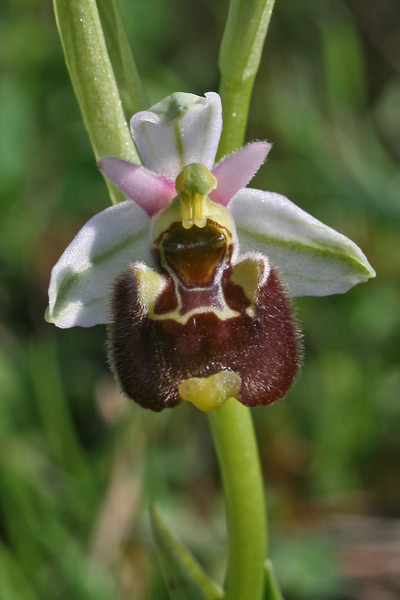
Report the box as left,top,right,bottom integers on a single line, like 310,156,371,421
230,188,376,297
130,92,222,180
47,201,152,328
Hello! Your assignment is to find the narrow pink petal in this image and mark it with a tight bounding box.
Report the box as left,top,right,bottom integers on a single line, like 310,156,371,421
98,157,176,216
210,141,271,206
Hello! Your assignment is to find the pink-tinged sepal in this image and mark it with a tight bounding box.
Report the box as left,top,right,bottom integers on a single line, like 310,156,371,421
98,157,176,216
210,142,271,206
108,256,300,411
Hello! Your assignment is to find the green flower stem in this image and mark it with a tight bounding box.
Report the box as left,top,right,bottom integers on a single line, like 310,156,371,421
207,399,267,600
217,0,276,158
53,0,140,204
217,76,255,158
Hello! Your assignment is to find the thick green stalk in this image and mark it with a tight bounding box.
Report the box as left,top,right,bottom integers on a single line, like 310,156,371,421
53,0,140,204
217,0,275,158
207,399,267,600
217,76,255,158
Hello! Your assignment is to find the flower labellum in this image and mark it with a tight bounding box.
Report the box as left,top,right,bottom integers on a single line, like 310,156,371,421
47,92,375,412
109,162,299,411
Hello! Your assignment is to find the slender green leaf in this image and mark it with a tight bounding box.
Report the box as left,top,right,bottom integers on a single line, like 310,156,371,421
150,503,223,600
53,0,140,204
96,0,148,117
28,338,96,500
0,543,42,600
264,560,284,600
320,13,366,112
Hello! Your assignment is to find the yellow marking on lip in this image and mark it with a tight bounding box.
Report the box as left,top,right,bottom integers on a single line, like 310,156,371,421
179,370,242,412
231,258,269,317
136,267,167,313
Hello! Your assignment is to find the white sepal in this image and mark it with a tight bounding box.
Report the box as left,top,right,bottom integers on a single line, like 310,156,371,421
47,201,152,328
130,92,222,180
230,188,375,297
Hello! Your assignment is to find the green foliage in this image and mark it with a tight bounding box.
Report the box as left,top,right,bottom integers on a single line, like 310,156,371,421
264,561,284,600
53,0,140,203
273,535,341,599
0,0,399,599
217,0,276,156
150,503,223,600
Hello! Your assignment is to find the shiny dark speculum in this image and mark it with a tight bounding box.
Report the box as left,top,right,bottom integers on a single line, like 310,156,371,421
161,222,228,287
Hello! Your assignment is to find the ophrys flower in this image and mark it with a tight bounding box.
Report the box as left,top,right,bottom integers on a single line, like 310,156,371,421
47,92,375,411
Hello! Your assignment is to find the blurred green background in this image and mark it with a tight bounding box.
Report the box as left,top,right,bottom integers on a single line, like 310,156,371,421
0,0,399,599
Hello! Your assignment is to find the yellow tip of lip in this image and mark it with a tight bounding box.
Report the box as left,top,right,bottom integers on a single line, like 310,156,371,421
179,370,242,412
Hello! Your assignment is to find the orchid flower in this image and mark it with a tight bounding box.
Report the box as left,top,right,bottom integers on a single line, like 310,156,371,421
47,92,375,412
